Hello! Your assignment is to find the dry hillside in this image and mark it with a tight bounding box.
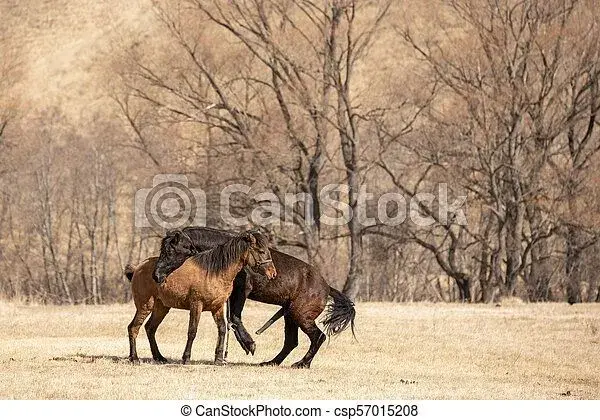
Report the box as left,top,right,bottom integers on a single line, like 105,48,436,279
2,0,156,119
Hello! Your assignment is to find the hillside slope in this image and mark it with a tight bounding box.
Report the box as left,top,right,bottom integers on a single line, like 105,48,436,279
2,0,156,119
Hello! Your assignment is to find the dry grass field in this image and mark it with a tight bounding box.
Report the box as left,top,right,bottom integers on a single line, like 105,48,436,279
0,301,599,400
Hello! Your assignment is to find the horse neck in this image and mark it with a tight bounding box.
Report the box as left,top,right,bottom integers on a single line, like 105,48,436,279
210,238,249,282
219,256,246,285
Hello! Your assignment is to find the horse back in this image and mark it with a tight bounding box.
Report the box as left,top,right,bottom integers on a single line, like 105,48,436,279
159,258,236,311
247,250,329,305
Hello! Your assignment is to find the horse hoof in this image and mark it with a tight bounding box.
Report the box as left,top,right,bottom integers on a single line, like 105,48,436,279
241,339,255,355
291,362,310,369
214,359,228,366
129,358,140,365
154,357,168,364
182,359,191,365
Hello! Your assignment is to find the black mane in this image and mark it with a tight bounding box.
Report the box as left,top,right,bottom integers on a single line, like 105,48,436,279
190,234,252,274
154,227,270,281
188,230,269,274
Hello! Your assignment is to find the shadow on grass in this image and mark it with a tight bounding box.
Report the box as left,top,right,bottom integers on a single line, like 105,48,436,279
50,353,259,368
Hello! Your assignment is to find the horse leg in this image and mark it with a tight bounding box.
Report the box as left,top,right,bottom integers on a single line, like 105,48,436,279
145,301,170,364
259,314,298,367
212,304,229,365
229,272,256,355
128,306,152,364
291,318,326,369
182,301,202,365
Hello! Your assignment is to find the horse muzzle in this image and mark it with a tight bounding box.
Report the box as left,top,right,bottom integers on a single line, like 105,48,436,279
265,267,277,280
153,272,167,284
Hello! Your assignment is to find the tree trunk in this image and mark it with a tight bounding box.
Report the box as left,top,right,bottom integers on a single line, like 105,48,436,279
526,206,553,302
478,215,493,302
505,198,524,296
343,211,362,301
455,274,471,302
528,238,552,302
565,225,583,304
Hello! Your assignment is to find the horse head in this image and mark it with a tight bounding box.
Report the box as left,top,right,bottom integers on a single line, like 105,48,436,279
153,229,197,283
243,231,277,280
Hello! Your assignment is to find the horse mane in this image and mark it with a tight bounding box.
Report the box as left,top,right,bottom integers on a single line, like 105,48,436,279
190,231,269,274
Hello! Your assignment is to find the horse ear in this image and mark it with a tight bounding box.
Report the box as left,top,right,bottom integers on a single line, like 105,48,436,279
244,232,256,245
170,230,182,245
261,229,274,245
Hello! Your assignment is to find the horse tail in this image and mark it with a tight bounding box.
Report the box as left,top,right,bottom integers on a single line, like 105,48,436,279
124,264,135,282
322,287,356,338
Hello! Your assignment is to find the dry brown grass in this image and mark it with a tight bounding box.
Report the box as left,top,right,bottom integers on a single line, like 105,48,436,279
0,301,599,400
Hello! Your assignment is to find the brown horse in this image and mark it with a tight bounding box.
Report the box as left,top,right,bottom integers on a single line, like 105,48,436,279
124,231,276,365
153,227,356,368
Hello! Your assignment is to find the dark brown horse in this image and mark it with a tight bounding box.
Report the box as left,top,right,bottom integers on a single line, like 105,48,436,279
125,231,276,365
153,227,355,368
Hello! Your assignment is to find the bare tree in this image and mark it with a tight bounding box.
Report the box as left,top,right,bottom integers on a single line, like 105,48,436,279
119,0,395,283
391,0,600,301
555,67,600,302
321,0,392,299
4,0,600,305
